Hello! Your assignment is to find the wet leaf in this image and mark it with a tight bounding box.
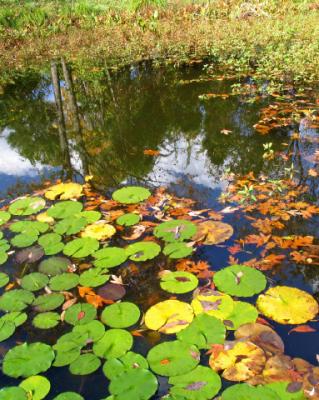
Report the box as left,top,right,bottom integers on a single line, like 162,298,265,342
0,289,35,312
9,197,45,216
33,293,65,312
154,220,197,242
19,375,50,400
69,353,101,375
47,201,83,219
160,271,198,294
33,312,60,329
93,329,133,359
45,183,83,200
163,242,194,259
0,210,11,226
81,221,116,240
63,237,99,258
64,303,97,326
191,289,234,320
112,186,151,204
38,256,70,276
116,213,140,226
192,221,233,245
101,302,140,328
288,325,316,334
21,272,49,292
93,247,127,269
103,351,148,380
0,387,28,400
126,241,161,261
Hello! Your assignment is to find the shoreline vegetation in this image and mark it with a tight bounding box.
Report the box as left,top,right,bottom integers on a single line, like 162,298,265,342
0,0,319,85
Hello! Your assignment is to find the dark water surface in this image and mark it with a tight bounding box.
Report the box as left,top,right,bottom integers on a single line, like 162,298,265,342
1,63,319,399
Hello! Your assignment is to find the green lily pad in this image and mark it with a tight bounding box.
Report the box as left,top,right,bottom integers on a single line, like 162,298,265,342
20,272,49,292
53,393,84,400
33,312,60,329
93,247,127,269
116,213,140,226
10,221,49,235
38,256,70,276
0,289,35,312
177,314,226,349
224,301,258,330
9,197,45,216
0,238,10,252
101,302,140,328
93,329,133,359
49,273,79,291
3,342,55,378
109,368,158,400
169,365,221,400
103,352,149,380
69,353,101,375
79,268,110,287
11,233,38,248
73,320,105,342
213,265,267,297
147,341,200,377
154,220,197,242
53,340,83,367
38,233,64,255
33,293,65,312
0,211,11,226
80,210,101,223
126,241,161,262
160,271,198,294
2,311,28,327
64,303,97,326
221,383,280,400
0,272,9,288
19,376,50,400
0,387,28,400
0,318,15,342
0,251,8,265
112,186,151,204
47,201,83,219
163,242,194,259
63,237,99,258
54,216,88,235
265,382,306,399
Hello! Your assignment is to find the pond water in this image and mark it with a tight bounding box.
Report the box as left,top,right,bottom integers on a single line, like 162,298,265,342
0,62,319,399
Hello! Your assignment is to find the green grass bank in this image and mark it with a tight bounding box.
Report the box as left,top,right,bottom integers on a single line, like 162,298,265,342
0,0,319,84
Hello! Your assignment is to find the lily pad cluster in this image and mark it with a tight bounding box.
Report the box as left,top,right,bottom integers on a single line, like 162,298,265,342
0,181,318,400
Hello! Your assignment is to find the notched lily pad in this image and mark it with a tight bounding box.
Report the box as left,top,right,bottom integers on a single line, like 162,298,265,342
63,237,99,258
163,242,194,259
69,353,101,375
47,201,83,219
154,220,197,242
160,271,198,294
93,329,133,359
191,289,234,321
81,221,116,240
126,241,161,262
20,272,49,292
33,293,64,312
9,197,45,216
192,220,233,245
0,387,28,400
64,303,97,326
0,210,11,226
93,247,127,269
33,312,60,329
45,183,83,200
19,375,51,400
116,213,140,226
103,351,149,380
101,302,140,328
79,268,110,287
49,273,79,291
112,186,151,204
0,289,35,312
38,256,70,276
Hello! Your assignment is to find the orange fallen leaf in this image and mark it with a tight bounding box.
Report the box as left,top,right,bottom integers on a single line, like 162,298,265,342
288,325,316,335
144,149,160,156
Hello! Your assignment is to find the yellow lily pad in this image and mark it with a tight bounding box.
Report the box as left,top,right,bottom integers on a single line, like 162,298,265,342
45,183,83,200
191,289,234,320
257,286,318,325
81,221,116,241
36,212,54,224
145,300,194,334
209,341,266,382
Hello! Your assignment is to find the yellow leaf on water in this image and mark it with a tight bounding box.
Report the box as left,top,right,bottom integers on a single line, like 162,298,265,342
36,211,54,224
257,286,318,324
45,182,83,200
81,221,116,240
191,288,234,320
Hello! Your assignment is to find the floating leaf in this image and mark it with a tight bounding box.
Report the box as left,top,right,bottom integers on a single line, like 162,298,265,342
38,256,70,276
98,283,126,301
33,293,65,312
103,352,149,380
54,216,88,235
257,286,319,324
169,365,221,400
63,237,99,258
21,273,49,292
163,242,194,258
2,311,28,327
69,354,101,375
36,212,54,224
10,221,48,234
0,251,8,265
80,210,101,223
147,340,200,377
116,213,140,226
93,329,133,359
11,233,38,248
53,393,84,400
177,314,226,349
33,312,60,329
112,186,151,204
265,382,306,399
221,383,280,399
109,368,158,400
0,387,28,400
64,303,97,326
73,320,105,342
192,221,233,245
0,210,10,225
81,221,116,240
47,201,83,219
9,197,45,216
160,271,198,294
191,289,234,320
145,300,194,334
38,233,64,255
213,265,267,297
0,318,15,342
0,289,35,312
19,376,50,400
53,341,82,368
45,183,83,200
154,220,197,242
0,272,9,288
15,246,44,264
3,342,55,378
209,341,266,381
101,302,140,328
225,301,258,330
126,241,161,262
49,273,79,291
79,268,110,287
93,247,127,269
